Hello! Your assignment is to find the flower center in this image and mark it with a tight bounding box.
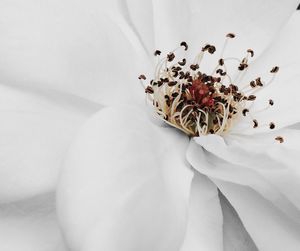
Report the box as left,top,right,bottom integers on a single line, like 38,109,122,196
139,34,283,142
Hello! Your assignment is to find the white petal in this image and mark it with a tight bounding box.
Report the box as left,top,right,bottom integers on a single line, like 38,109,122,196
187,130,300,224
232,11,300,134
0,0,151,105
57,106,193,251
220,192,258,251
151,0,189,52
0,193,67,251
0,84,100,202
186,0,298,59
180,173,223,251
215,181,300,251
125,0,155,56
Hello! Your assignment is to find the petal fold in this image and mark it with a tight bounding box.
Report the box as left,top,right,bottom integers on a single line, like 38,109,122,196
180,173,223,251
57,105,193,251
0,83,100,202
0,193,66,251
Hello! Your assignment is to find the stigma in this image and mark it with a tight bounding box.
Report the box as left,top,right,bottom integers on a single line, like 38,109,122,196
139,34,282,142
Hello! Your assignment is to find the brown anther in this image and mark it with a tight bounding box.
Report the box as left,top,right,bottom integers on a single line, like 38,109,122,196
168,81,177,87
242,108,249,116
167,52,175,62
255,77,263,87
138,74,146,80
247,49,254,57
171,92,179,98
270,66,279,73
209,129,215,134
229,84,238,92
218,58,224,66
269,99,274,106
248,95,256,101
145,86,154,94
180,41,188,51
250,81,256,88
238,63,248,71
226,33,236,38
269,122,275,129
216,69,226,76
208,45,216,54
275,136,284,143
190,64,199,71
202,44,216,54
253,119,258,128
157,81,163,87
202,44,210,51
154,50,161,56
178,58,186,66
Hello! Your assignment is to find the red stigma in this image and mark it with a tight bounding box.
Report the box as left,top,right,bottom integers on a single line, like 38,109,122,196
189,78,214,108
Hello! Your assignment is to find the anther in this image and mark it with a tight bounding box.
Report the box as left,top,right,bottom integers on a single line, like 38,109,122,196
216,69,226,76
202,44,216,54
208,45,216,54
180,41,188,51
178,58,186,66
255,77,263,87
238,63,248,71
248,95,256,101
270,66,279,73
138,74,146,80
250,81,256,88
167,53,175,62
242,109,249,116
275,136,284,143
226,33,236,38
145,86,154,94
269,99,274,106
154,50,161,56
253,119,258,128
218,58,224,66
269,122,275,129
247,49,254,57
190,64,199,71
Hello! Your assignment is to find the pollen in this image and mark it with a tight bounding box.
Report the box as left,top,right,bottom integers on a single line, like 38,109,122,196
140,34,280,138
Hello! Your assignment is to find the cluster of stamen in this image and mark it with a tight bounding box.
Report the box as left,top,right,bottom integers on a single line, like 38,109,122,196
139,33,283,143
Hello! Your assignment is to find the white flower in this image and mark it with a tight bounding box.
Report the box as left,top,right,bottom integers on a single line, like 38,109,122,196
0,0,299,250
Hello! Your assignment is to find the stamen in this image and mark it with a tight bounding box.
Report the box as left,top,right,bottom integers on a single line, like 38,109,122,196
253,119,258,128
180,41,188,51
154,50,161,56
143,36,280,140
269,122,275,129
275,136,284,143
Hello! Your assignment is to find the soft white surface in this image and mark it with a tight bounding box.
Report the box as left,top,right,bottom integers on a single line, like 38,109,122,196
180,173,223,251
57,106,195,250
0,84,100,202
0,193,66,251
0,0,299,250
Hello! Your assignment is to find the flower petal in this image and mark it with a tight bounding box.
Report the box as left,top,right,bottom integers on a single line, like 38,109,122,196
57,105,193,251
180,173,223,251
0,193,67,251
186,0,298,58
0,83,100,202
0,0,151,105
220,192,258,251
232,11,300,134
187,129,300,224
215,181,300,251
